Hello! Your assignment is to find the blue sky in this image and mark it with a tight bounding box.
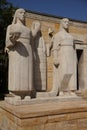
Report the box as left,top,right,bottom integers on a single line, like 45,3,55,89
7,0,87,22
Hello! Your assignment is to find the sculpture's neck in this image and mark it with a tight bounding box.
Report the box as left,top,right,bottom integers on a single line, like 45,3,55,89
59,28,69,33
16,19,24,25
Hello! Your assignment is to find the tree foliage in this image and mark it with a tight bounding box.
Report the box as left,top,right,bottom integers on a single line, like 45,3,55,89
0,0,17,51
0,0,17,98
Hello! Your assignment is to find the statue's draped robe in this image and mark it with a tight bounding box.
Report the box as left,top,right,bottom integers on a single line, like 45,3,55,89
6,23,33,92
52,30,77,92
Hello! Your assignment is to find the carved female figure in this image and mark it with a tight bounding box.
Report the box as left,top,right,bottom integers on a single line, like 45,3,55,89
31,21,47,91
52,18,77,96
5,9,33,98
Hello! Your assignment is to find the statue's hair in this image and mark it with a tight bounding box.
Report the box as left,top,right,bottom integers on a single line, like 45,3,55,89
12,8,25,24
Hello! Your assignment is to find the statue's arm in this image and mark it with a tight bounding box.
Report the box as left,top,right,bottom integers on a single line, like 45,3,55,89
53,49,59,67
52,35,61,67
5,25,14,52
5,25,21,53
41,37,46,54
49,36,54,50
47,36,54,57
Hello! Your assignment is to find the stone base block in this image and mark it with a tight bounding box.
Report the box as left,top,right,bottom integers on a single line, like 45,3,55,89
1,99,87,130
5,94,80,105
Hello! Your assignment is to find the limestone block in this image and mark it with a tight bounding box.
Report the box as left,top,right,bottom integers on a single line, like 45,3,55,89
1,99,87,129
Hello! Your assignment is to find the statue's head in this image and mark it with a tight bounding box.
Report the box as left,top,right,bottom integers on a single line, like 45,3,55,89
32,20,41,32
12,8,25,24
60,18,69,31
31,20,41,37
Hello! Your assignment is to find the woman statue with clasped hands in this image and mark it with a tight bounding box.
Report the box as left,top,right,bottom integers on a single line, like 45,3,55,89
5,8,33,99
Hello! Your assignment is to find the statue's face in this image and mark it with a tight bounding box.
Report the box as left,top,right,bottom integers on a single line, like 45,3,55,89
62,18,69,29
17,9,25,22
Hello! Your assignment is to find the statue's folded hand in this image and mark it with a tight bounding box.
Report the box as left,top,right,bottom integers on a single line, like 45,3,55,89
10,32,21,42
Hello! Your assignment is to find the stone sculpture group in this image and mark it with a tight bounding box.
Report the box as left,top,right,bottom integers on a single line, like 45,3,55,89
5,8,85,104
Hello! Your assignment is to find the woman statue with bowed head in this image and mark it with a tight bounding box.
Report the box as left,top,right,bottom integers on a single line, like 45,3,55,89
31,20,47,91
52,18,77,96
5,8,33,99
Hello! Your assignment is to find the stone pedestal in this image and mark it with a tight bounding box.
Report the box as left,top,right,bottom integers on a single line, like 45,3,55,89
1,99,87,130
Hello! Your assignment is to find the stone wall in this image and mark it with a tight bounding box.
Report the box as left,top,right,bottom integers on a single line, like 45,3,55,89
1,99,87,130
25,11,87,91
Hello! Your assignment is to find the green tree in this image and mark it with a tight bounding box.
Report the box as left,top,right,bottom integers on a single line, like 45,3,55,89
0,0,17,52
0,0,17,99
